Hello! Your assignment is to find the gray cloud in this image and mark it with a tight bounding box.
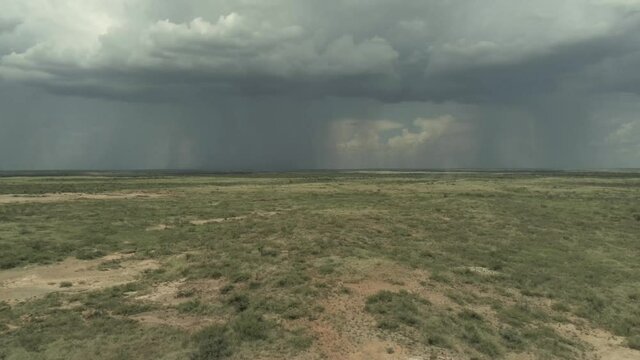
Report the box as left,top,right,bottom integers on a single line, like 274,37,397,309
1,0,639,170
3,0,639,102
0,18,21,34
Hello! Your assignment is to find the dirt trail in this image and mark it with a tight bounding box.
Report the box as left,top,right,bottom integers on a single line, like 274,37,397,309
0,192,164,204
0,254,158,303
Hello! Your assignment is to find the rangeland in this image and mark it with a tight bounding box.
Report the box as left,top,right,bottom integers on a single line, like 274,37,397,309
0,172,639,359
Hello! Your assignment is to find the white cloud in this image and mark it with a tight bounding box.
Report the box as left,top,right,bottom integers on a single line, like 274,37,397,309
607,120,640,150
387,116,456,148
146,14,305,53
334,115,464,152
334,119,403,151
329,114,474,168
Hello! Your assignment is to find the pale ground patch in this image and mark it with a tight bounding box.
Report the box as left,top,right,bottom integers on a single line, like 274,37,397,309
190,215,247,225
189,211,278,225
312,208,389,216
0,192,165,204
130,277,226,331
145,224,173,231
463,266,501,276
134,279,191,306
145,211,279,228
0,253,158,304
554,323,640,360
134,278,225,306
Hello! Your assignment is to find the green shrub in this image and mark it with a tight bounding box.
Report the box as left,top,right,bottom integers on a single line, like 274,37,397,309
287,331,313,351
219,284,234,294
226,294,249,312
275,272,310,287
191,325,232,360
628,335,640,350
177,300,210,314
75,248,106,260
499,328,524,349
231,311,271,341
365,290,424,328
177,288,197,298
462,325,502,357
0,255,21,269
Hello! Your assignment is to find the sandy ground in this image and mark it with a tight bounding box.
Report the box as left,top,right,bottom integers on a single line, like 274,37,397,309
189,211,279,225
0,253,158,304
555,323,640,360
145,211,280,229
0,192,164,204
130,278,227,330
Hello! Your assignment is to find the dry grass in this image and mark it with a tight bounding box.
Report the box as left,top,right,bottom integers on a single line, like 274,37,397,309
1,171,639,359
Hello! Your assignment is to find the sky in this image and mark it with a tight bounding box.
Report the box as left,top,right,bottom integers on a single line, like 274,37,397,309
1,0,639,170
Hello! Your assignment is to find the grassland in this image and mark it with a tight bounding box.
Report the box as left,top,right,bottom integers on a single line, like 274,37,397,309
0,171,639,359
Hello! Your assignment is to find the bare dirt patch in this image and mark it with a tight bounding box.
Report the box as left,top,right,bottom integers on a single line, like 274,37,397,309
145,224,173,231
464,266,501,276
0,254,158,304
130,278,226,330
291,259,460,360
345,339,408,360
554,323,640,360
135,279,190,306
190,215,247,225
0,192,164,204
340,259,457,309
312,208,389,216
134,278,224,306
189,211,278,225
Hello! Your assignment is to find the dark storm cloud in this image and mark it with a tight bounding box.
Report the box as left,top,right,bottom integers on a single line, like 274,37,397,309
1,0,639,170
4,0,639,103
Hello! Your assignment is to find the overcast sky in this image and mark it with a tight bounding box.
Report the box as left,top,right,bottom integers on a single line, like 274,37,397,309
1,0,639,170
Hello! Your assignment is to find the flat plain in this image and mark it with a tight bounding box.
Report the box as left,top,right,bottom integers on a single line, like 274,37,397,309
0,171,639,359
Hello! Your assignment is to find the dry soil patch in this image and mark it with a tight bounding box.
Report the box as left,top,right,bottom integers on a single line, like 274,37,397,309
189,211,278,225
293,259,461,360
0,254,158,303
130,278,226,330
145,224,173,231
554,323,640,360
134,278,225,306
0,192,164,204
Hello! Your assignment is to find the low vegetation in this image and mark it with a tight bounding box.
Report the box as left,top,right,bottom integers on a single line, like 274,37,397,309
0,171,639,359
